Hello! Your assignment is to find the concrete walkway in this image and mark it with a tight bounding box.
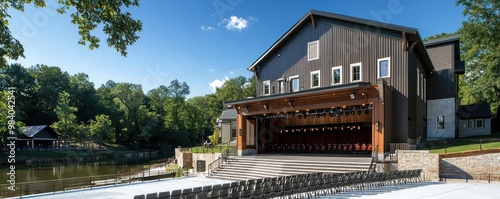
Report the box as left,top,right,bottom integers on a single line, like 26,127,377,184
12,177,500,199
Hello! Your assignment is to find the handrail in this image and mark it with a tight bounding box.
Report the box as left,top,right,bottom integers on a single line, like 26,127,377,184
207,144,235,176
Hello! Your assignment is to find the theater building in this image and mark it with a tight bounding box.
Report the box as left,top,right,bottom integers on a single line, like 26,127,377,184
225,10,457,158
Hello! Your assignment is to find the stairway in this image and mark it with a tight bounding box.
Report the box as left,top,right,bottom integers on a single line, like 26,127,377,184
209,154,373,181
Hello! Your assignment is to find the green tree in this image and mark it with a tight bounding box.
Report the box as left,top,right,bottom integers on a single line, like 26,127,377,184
89,114,115,143
68,73,99,123
457,0,500,114
0,63,36,124
0,90,25,146
1,0,142,68
209,128,221,146
216,76,255,102
423,32,458,42
28,65,70,124
51,91,79,144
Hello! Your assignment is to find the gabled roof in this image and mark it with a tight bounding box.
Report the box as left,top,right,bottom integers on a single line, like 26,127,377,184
457,103,492,119
20,125,58,138
248,9,434,73
218,109,237,121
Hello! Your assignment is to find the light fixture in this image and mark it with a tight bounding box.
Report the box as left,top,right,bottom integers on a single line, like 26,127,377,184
357,110,362,115
263,104,269,112
329,109,335,117
288,99,295,108
365,109,370,114
350,92,357,99
358,126,361,130
351,110,355,115
367,104,373,109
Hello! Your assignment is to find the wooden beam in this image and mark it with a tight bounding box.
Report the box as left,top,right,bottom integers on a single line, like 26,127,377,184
310,15,316,29
402,32,407,51
409,41,418,54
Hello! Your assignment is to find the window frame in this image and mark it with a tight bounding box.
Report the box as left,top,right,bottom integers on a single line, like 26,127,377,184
475,119,485,129
263,80,270,96
377,57,391,79
289,75,300,92
350,62,362,82
423,78,427,102
307,40,319,61
437,115,445,129
332,66,342,85
310,70,321,88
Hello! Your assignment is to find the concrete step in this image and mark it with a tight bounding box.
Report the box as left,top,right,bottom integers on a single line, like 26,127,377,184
209,155,372,181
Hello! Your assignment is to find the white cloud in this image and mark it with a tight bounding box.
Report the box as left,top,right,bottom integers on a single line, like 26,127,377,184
208,68,215,72
201,26,216,31
209,76,229,93
224,16,249,31
228,70,234,75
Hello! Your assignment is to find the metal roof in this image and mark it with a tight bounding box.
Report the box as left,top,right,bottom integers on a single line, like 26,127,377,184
457,103,492,119
22,125,49,138
218,109,237,120
248,9,434,72
424,35,460,47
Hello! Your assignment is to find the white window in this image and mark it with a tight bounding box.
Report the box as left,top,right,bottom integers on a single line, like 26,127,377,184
377,57,390,78
350,62,362,82
263,80,270,96
289,75,299,92
417,69,420,97
332,66,342,85
475,119,484,129
420,73,424,99
278,81,285,94
437,115,445,129
310,70,320,88
308,40,319,61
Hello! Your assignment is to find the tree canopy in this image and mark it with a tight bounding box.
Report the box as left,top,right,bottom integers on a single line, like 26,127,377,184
457,0,500,114
0,0,142,68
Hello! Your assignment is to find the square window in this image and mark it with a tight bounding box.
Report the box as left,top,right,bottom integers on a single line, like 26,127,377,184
290,76,299,92
437,115,445,129
350,63,362,82
308,40,319,61
310,70,320,88
475,119,484,129
332,66,342,85
377,57,390,78
263,80,270,95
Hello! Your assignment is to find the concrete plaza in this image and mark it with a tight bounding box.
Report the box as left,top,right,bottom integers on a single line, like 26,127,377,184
12,177,500,199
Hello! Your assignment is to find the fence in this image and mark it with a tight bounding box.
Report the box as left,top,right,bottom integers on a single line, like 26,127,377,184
440,173,500,183
179,144,235,154
0,169,180,198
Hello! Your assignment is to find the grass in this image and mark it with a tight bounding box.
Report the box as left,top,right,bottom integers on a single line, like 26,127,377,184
186,145,235,153
422,132,500,154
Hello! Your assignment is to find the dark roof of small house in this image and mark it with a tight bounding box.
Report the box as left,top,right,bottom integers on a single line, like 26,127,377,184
20,125,58,138
457,103,492,119
218,109,237,120
424,35,460,47
248,9,434,73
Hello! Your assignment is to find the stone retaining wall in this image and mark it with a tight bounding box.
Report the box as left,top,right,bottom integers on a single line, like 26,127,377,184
440,152,500,180
397,150,439,180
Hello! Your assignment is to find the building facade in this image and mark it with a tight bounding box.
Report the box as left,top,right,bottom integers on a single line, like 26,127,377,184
225,10,451,156
216,109,237,144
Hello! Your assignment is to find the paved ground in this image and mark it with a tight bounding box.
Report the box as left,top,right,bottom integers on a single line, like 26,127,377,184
13,177,499,199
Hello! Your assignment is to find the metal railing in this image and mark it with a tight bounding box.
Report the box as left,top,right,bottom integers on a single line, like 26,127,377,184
207,144,236,176
440,173,500,183
0,169,179,198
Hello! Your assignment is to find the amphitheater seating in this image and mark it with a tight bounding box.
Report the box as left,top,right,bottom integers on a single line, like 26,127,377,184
134,169,423,199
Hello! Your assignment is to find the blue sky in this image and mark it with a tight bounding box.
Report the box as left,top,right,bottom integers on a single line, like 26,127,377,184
7,0,465,98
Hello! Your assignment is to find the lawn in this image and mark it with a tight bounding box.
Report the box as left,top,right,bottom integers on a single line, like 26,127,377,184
422,132,500,154
185,145,235,154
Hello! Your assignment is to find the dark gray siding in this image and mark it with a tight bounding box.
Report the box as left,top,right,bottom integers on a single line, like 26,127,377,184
427,44,456,100
406,51,429,142
256,19,408,97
